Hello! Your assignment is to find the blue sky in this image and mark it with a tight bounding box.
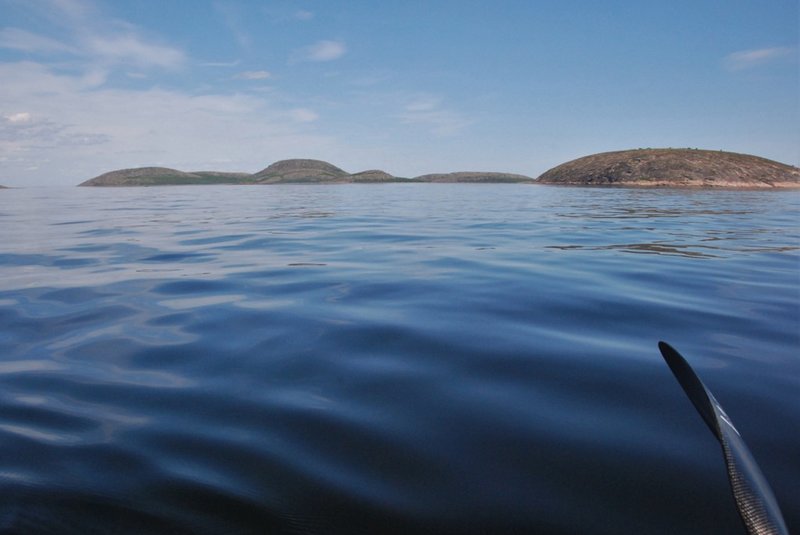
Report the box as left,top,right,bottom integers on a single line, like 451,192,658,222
0,0,797,186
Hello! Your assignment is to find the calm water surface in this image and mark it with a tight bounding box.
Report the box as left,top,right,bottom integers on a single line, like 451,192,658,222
1,184,798,534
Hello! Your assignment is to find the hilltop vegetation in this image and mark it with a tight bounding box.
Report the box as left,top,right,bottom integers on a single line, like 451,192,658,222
349,170,405,182
79,167,255,187
415,172,533,183
253,159,349,183
537,149,800,188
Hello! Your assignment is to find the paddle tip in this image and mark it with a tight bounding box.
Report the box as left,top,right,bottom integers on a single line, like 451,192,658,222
657,341,721,440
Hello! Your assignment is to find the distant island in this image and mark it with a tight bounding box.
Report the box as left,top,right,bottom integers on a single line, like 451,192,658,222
414,171,533,183
536,149,800,188
78,159,533,186
78,150,800,188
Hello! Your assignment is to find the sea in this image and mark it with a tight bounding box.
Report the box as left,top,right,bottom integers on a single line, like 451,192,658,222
0,184,798,534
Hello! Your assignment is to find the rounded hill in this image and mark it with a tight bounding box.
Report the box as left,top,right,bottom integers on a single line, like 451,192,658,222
79,167,252,186
80,167,197,186
253,159,348,183
348,170,398,182
536,149,800,188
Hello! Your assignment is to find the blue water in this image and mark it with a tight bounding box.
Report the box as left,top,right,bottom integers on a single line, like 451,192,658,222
1,184,798,534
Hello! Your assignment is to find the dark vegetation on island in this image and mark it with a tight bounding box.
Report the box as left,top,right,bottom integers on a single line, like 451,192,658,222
414,171,533,183
536,149,800,188
78,159,534,186
78,149,800,188
77,167,255,187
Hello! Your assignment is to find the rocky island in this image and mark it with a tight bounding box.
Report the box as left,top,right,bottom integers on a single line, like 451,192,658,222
78,159,533,186
78,167,255,187
348,170,402,183
414,172,533,183
249,159,414,183
537,149,799,188
78,150,799,188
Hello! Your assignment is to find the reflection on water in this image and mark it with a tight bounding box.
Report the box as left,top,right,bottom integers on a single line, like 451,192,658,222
548,241,799,258
558,205,755,219
545,190,798,259
0,185,798,534
548,242,721,258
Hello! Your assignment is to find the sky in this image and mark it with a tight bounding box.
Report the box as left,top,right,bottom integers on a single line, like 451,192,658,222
0,0,797,186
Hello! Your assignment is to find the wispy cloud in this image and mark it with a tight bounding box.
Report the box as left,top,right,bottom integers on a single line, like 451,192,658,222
289,108,319,122
262,6,315,24
349,71,393,87
12,0,94,28
399,94,472,136
0,61,335,185
0,2,186,71
234,70,271,80
213,0,252,49
200,59,242,68
0,2,349,185
724,46,795,71
6,112,32,123
44,0,93,22
294,40,347,62
84,32,185,68
294,10,315,21
404,95,442,112
0,108,110,147
0,27,76,54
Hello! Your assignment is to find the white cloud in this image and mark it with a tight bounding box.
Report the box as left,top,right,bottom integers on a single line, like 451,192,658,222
296,40,347,62
0,108,109,147
405,95,442,112
0,60,103,94
6,112,32,123
0,28,76,54
289,108,319,122
0,61,336,186
294,10,315,21
235,70,271,80
45,0,93,22
1,1,186,71
401,109,472,137
399,94,472,136
79,68,108,88
724,46,794,71
83,33,185,68
12,0,93,29
200,59,242,68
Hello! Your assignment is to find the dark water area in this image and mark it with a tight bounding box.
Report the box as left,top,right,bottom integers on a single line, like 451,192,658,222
1,184,798,534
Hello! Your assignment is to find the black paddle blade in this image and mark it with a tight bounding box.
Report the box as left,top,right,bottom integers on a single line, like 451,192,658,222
658,341,789,535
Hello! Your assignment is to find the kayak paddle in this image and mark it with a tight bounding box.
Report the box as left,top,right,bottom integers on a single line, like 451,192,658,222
658,341,789,535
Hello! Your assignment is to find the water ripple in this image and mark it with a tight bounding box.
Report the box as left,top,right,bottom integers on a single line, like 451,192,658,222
0,185,797,534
